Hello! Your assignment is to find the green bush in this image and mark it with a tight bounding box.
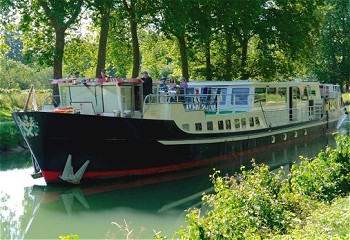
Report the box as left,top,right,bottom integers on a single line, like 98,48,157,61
290,134,350,202
0,122,25,151
167,134,350,240
172,165,299,239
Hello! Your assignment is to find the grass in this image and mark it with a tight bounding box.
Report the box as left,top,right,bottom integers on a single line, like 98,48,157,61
275,195,350,239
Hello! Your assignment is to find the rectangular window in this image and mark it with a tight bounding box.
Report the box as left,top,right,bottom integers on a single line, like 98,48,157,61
235,119,240,128
226,120,231,130
310,86,317,96
249,117,254,127
255,117,260,126
220,88,227,105
278,88,287,102
232,88,249,105
195,123,202,131
241,118,246,128
218,120,224,130
182,124,189,131
207,121,213,130
266,87,277,103
186,88,194,95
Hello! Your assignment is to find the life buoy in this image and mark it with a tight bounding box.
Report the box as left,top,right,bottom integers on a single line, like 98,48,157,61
53,106,75,114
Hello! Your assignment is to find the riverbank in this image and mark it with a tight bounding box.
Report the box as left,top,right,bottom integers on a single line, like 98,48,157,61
167,134,350,239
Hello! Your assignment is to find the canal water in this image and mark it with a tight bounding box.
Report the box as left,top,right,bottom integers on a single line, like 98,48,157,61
1,115,349,240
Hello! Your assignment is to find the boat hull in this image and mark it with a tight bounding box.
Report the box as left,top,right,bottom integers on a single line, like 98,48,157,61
12,111,341,185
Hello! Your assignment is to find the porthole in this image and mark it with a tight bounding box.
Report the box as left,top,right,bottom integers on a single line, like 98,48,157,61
283,133,287,141
294,131,298,138
271,136,276,143
304,129,307,135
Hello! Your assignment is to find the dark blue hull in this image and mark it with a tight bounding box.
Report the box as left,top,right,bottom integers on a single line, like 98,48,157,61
12,111,340,185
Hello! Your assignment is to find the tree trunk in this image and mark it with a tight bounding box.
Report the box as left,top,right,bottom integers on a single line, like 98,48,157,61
122,0,140,78
53,27,65,97
225,33,233,80
205,40,212,80
177,35,189,81
130,17,140,78
95,8,110,78
241,36,249,80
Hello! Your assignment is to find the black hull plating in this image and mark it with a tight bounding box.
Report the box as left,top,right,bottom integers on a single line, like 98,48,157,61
12,111,340,185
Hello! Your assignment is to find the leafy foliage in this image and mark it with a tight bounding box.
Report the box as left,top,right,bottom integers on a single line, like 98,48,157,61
290,134,350,202
0,122,25,151
166,134,350,239
311,0,350,89
0,57,53,90
1,0,348,83
279,196,350,239
0,88,52,112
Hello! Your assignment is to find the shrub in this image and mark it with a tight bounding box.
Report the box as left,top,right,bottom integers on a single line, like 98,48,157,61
289,134,350,202
169,134,350,240
0,122,25,151
173,163,312,239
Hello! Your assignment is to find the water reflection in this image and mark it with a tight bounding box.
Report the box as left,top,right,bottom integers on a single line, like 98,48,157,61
1,123,349,239
338,113,350,134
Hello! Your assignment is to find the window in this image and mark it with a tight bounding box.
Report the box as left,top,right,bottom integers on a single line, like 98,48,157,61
278,88,287,102
182,124,189,131
241,118,246,128
195,123,202,131
266,88,277,103
218,120,224,130
207,121,213,130
235,119,240,128
310,86,317,96
232,88,249,105
249,117,254,127
226,120,231,130
255,117,260,126
220,88,227,105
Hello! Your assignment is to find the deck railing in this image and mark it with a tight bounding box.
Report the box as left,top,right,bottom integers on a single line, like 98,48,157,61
144,91,326,126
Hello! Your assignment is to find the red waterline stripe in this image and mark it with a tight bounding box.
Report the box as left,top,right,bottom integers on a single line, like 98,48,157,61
41,160,205,181
42,150,241,182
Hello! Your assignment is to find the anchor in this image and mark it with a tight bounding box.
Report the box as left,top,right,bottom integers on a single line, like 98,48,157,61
59,154,90,184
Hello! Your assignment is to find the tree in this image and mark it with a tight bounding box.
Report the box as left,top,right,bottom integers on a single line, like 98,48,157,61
187,0,217,80
255,0,326,80
120,0,141,78
313,0,350,91
18,0,84,96
155,0,192,81
92,0,114,78
0,0,16,60
106,10,133,78
38,0,84,78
